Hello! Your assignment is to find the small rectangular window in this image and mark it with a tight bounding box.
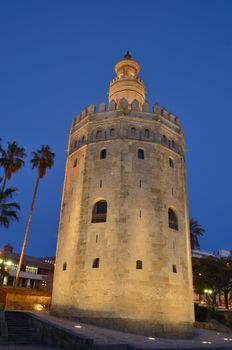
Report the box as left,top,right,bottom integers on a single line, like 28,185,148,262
136,260,143,269
73,159,77,168
172,264,177,273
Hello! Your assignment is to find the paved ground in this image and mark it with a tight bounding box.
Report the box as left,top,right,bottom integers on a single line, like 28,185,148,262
0,347,56,350
25,312,232,349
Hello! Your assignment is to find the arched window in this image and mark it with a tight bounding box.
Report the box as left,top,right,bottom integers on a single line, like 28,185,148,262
172,264,177,273
110,128,115,137
92,200,107,223
171,140,175,149
96,130,102,139
162,135,167,145
100,149,107,159
74,140,78,148
92,258,100,268
169,157,174,168
136,260,143,269
168,208,178,230
144,129,150,138
137,149,144,159
131,128,136,137
63,262,67,271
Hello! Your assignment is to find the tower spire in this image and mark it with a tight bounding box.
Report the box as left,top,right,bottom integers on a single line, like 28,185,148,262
109,54,145,109
124,51,132,60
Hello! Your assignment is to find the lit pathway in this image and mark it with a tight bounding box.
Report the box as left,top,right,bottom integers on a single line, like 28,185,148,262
28,312,232,349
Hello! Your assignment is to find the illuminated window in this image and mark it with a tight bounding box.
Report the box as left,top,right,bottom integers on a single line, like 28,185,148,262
168,208,178,230
63,262,67,271
131,128,136,137
137,149,144,159
169,157,174,168
92,258,100,268
144,129,150,138
73,159,77,168
172,264,177,273
100,149,107,159
92,200,107,223
136,260,143,269
25,266,38,274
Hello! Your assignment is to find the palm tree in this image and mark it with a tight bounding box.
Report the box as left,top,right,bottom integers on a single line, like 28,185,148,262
190,218,205,250
15,145,55,287
0,141,26,191
0,180,20,228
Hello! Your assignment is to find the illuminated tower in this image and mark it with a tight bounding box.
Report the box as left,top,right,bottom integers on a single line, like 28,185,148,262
51,53,194,337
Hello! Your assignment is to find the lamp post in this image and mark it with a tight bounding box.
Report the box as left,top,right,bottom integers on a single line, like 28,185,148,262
204,288,213,305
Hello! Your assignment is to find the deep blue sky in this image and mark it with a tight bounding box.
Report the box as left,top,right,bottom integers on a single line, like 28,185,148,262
1,0,232,257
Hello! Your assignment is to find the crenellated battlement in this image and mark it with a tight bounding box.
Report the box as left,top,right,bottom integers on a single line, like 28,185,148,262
71,100,181,130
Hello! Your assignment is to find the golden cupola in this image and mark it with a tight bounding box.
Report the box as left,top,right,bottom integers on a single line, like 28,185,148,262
109,52,145,109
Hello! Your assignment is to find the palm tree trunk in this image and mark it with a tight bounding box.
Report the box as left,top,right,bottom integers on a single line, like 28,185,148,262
1,175,7,192
14,177,40,287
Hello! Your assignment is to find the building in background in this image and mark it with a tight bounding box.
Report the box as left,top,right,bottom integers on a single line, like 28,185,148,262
0,244,54,292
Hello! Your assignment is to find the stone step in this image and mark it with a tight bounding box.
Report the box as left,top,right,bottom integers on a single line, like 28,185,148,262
94,345,129,350
5,311,41,345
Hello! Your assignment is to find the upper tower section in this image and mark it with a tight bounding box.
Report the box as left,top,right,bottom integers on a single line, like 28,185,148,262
109,52,145,110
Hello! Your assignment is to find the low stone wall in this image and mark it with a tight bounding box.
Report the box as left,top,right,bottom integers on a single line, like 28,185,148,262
0,286,51,311
27,313,93,350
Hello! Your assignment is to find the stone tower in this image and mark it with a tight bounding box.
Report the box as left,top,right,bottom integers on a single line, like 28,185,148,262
51,53,194,337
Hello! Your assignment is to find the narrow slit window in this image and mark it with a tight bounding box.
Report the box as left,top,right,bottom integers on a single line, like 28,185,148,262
73,159,77,168
168,208,178,230
92,258,100,268
100,180,102,188
63,262,67,271
138,149,144,159
169,157,174,168
131,127,136,137
145,129,150,138
172,264,177,273
96,130,102,139
110,128,115,137
136,260,143,269
100,149,107,159
139,180,142,188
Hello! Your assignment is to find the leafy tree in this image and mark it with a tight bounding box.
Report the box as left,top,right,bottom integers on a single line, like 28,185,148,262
0,141,26,191
0,179,20,228
15,145,55,286
192,256,232,309
192,257,220,306
190,218,205,250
